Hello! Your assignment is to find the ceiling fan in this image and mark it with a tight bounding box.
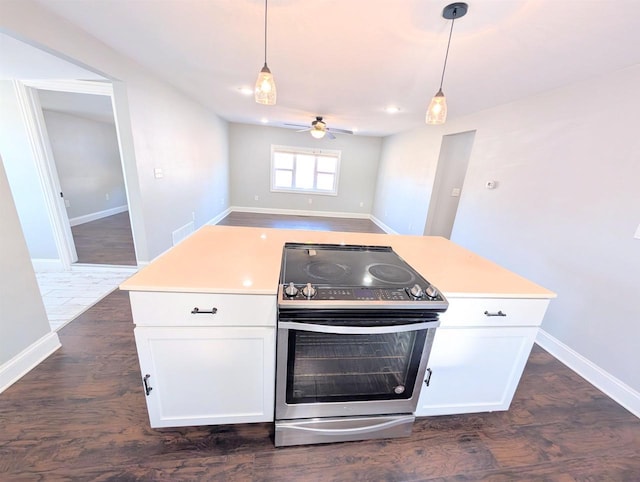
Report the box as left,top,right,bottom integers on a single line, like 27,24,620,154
284,116,353,140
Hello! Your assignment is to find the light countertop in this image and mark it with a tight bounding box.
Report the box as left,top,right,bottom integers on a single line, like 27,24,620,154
119,226,555,299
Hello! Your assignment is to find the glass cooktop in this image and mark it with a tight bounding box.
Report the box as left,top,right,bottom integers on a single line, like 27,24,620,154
280,243,425,288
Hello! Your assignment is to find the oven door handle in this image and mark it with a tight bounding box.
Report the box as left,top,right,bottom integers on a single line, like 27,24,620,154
278,321,435,335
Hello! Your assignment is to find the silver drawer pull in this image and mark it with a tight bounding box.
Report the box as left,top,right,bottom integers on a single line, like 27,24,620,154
191,307,218,315
484,310,506,317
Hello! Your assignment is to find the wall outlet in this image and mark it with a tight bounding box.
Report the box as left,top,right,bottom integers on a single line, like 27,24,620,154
308,198,313,204
105,193,110,201
191,211,195,221
634,224,640,240
64,199,70,208
451,188,461,197
254,195,259,201
359,201,364,207
154,167,164,179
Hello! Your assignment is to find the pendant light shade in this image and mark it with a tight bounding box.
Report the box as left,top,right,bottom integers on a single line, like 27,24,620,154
426,2,467,125
255,0,276,105
426,89,447,125
255,63,276,105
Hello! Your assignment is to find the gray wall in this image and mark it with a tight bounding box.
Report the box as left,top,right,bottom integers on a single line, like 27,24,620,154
374,64,640,393
0,81,58,259
42,109,127,221
229,123,381,215
0,155,51,365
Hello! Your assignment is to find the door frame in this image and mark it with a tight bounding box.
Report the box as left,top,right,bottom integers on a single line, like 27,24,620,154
12,79,137,269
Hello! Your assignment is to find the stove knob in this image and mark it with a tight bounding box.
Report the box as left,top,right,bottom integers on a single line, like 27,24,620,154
284,282,298,297
409,284,424,299
302,283,316,298
425,285,438,299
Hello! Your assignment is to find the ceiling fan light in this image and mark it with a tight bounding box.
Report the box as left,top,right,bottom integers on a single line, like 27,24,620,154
310,128,326,139
426,89,447,125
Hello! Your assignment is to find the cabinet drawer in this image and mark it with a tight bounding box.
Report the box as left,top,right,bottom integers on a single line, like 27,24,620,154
439,297,550,327
129,291,277,327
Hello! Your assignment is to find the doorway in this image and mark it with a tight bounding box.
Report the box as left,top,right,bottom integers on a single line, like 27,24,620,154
12,79,138,268
37,89,136,266
424,130,476,238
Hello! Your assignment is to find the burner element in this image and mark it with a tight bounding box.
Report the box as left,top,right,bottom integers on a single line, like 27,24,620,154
305,262,350,282
368,264,415,285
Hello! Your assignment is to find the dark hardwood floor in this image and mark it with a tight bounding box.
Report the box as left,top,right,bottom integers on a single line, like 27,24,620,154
71,211,137,266
2,215,638,480
218,211,386,233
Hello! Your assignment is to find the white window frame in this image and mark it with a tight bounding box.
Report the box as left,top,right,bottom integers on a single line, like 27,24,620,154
270,145,341,196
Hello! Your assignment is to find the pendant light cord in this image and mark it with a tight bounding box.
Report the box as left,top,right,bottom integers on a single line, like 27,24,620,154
263,0,268,65
438,11,457,91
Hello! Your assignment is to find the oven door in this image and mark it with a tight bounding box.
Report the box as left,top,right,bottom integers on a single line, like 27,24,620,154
275,320,437,420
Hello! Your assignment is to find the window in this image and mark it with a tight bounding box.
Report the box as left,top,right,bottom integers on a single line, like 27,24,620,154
271,145,341,195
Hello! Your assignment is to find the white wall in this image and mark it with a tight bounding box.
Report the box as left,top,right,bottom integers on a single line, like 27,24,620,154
42,109,127,220
1,0,230,262
0,155,52,365
229,123,381,215
375,65,640,394
0,81,58,259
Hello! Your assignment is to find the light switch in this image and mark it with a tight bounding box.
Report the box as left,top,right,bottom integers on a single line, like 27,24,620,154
634,224,640,240
451,188,461,197
64,199,70,208
154,168,164,179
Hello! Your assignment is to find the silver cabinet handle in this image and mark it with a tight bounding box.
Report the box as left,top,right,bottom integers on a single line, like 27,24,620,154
191,307,218,315
484,310,506,317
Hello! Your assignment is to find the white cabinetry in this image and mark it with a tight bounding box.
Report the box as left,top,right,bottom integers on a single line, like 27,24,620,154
416,297,549,417
129,291,276,428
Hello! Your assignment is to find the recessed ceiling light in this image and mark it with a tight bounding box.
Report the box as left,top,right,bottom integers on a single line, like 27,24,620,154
385,106,401,114
238,87,254,96
260,118,269,123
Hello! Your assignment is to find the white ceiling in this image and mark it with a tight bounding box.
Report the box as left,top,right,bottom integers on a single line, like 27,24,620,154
23,0,640,136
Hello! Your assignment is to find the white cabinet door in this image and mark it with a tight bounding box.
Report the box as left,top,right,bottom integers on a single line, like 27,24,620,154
134,326,275,428
416,326,538,417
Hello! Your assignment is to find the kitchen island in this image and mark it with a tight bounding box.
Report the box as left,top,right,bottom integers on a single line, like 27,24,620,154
120,225,555,428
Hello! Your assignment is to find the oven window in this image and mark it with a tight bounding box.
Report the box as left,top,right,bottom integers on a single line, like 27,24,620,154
286,330,426,404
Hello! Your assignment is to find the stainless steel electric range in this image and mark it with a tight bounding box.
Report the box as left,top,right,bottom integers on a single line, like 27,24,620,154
274,242,448,447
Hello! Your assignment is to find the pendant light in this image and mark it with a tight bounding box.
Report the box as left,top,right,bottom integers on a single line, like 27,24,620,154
255,0,276,105
426,2,468,125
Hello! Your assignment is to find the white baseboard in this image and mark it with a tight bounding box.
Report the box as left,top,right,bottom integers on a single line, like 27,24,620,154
370,215,398,234
69,205,128,227
0,332,61,394
32,258,65,272
206,207,232,226
536,329,640,418
228,205,370,219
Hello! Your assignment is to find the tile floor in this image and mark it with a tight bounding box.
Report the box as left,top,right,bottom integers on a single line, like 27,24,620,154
36,266,138,331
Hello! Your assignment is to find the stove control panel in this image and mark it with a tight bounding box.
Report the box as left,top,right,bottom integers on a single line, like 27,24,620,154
281,284,443,302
